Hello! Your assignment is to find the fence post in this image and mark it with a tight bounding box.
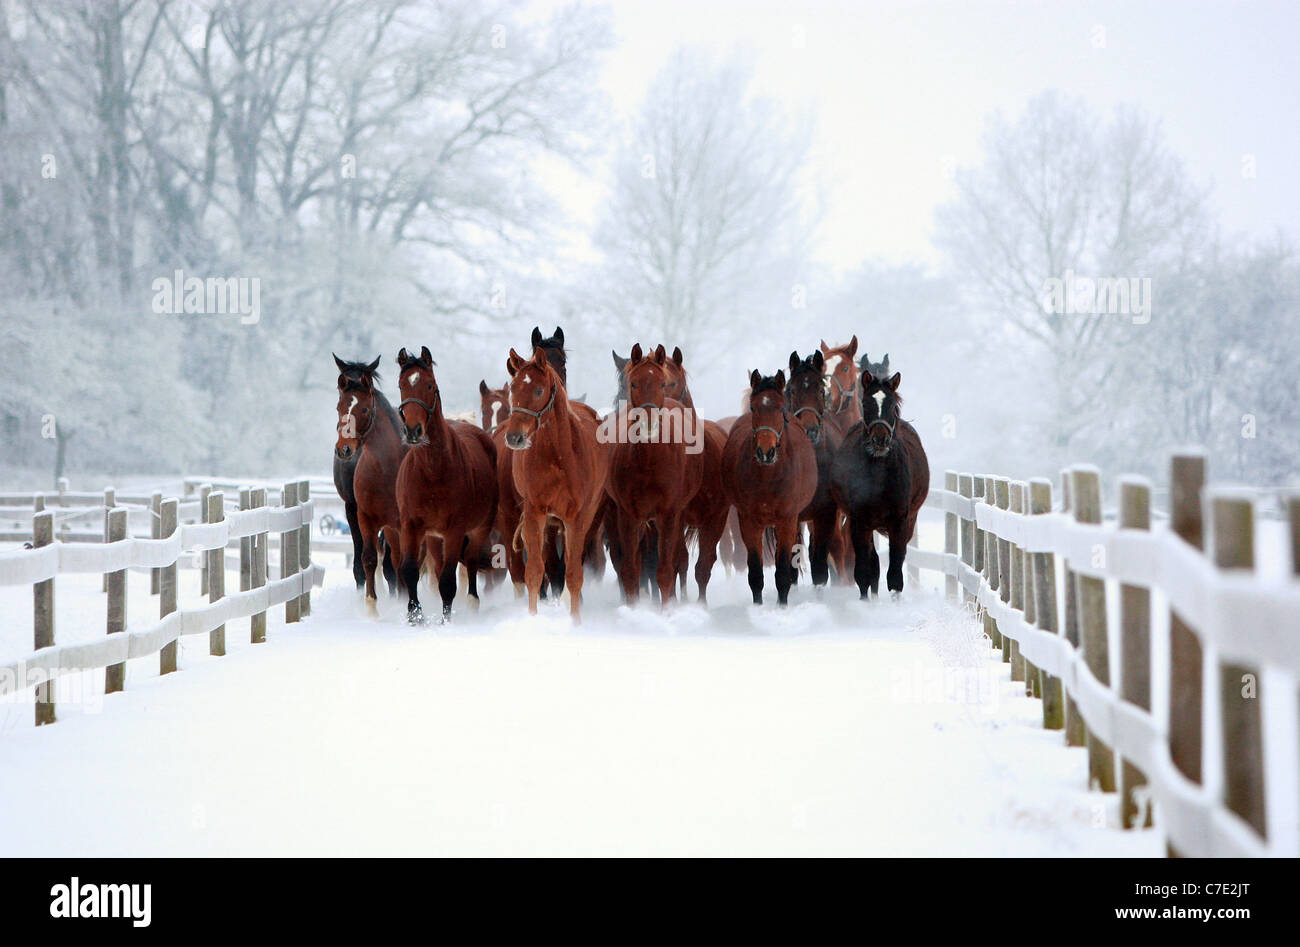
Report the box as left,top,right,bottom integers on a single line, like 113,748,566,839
958,473,975,607
34,495,44,513
251,487,268,643
1029,479,1063,729
1008,481,1026,684
1072,466,1115,793
199,483,212,595
298,479,312,617
283,482,301,624
208,492,226,656
1167,452,1206,857
1017,482,1039,697
994,478,1012,665
150,490,162,595
943,470,959,601
104,507,128,694
1211,491,1266,840
159,498,179,675
33,511,55,726
980,475,1001,649
1061,469,1085,748
1118,476,1153,828
101,486,115,592
239,487,252,602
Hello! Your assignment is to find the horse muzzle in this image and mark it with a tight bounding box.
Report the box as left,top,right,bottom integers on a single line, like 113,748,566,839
755,446,778,466
402,423,425,445
804,426,820,445
335,445,354,461
505,431,531,451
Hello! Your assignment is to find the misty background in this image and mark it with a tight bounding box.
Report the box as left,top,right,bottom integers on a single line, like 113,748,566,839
1,0,1297,488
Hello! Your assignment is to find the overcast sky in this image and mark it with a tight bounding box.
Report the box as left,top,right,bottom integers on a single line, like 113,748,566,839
539,0,1300,273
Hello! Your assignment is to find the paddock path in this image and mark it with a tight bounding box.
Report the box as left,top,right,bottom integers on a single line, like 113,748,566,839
0,557,1158,857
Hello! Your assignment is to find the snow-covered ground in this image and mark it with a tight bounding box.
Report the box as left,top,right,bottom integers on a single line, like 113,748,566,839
0,519,1161,856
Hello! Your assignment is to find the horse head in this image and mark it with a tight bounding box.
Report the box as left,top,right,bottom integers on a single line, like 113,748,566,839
334,353,381,393
748,369,787,466
395,346,439,446
818,335,858,413
859,369,903,458
503,347,560,451
478,379,509,433
786,350,826,445
859,351,891,383
530,325,568,385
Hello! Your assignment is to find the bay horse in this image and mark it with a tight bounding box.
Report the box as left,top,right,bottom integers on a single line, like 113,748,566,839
333,355,406,608
394,346,498,623
501,347,609,622
785,350,850,587
829,368,930,599
332,354,378,588
819,335,862,438
604,344,705,605
721,370,818,605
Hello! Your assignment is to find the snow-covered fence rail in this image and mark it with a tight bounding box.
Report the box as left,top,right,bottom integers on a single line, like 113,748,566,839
0,480,325,726
908,451,1300,858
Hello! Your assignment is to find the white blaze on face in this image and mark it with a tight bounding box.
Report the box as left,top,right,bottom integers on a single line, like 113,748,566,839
823,354,842,390
407,371,420,387
872,389,886,415
491,400,503,421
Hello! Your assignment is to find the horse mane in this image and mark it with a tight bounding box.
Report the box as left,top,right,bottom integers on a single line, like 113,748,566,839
751,374,785,395
372,388,402,430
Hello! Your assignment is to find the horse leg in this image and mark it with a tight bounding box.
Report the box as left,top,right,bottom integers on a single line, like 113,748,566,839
344,501,365,588
738,515,765,605
521,512,546,615
358,513,382,616
677,532,689,597
693,508,726,605
563,508,598,623
866,533,881,597
839,517,856,586
435,530,464,621
886,525,908,599
809,507,836,590
379,529,400,596
615,508,642,604
464,526,490,612
774,518,799,606
826,514,847,585
543,523,565,600
849,516,874,601
655,512,683,608
399,522,425,624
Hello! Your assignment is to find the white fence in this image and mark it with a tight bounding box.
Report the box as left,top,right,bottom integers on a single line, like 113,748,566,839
908,453,1299,858
0,480,325,725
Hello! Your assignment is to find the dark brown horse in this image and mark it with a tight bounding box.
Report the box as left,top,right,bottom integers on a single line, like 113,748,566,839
829,368,929,599
501,347,609,622
604,344,705,605
330,353,400,598
785,350,850,587
721,371,818,605
394,346,498,623
819,336,862,438
334,357,408,610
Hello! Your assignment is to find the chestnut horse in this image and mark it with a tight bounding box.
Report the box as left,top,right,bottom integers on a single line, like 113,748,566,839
394,346,498,623
785,350,850,587
721,371,818,605
829,368,929,599
502,347,609,621
604,344,704,605
333,356,407,608
819,335,862,438
478,380,509,433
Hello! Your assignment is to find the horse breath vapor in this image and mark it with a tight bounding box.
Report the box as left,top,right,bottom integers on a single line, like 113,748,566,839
49,878,151,927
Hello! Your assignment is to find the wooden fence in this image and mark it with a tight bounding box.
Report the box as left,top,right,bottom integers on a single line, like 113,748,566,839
0,480,324,726
907,451,1300,858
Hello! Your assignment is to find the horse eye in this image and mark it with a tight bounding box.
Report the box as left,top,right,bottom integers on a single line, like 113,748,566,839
535,387,543,397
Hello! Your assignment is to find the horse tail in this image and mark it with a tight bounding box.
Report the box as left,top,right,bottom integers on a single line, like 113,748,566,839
512,519,525,552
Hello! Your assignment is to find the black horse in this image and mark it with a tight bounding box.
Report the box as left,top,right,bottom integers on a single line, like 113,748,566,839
785,350,849,587
859,352,890,382
332,354,397,591
829,368,929,599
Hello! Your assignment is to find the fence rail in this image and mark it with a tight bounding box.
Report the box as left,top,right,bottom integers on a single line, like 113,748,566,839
909,451,1300,858
0,479,324,726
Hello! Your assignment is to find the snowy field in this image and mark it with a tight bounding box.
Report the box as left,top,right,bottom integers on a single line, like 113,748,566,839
0,518,1161,857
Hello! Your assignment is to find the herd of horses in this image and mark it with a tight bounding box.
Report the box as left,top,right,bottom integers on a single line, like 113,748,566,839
333,328,929,624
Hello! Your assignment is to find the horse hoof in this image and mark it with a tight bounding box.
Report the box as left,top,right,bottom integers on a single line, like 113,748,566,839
407,607,426,626
467,595,480,613
365,596,378,618
890,590,902,602
513,582,525,599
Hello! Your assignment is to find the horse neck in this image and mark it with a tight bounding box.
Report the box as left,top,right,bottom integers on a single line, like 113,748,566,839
366,391,405,455
533,380,579,467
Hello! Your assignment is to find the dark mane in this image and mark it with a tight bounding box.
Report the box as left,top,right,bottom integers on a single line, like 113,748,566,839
336,355,382,391
752,374,785,395
372,388,402,432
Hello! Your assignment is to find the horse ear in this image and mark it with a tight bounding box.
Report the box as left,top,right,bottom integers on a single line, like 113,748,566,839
553,326,564,346
889,372,901,391
812,350,824,372
396,347,409,367
774,370,786,391
630,342,643,364
367,356,381,373
506,348,523,377
531,326,543,348
672,346,683,366
479,380,489,396
882,354,890,373
819,339,829,355
860,352,870,370
654,344,666,365
420,345,434,367
788,351,800,373
749,369,761,389
612,349,627,369
333,353,347,372
847,335,858,359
